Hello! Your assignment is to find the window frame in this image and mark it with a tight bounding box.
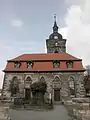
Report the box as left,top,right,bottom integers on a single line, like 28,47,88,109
53,60,60,68
14,61,21,68
66,60,73,68
27,61,34,68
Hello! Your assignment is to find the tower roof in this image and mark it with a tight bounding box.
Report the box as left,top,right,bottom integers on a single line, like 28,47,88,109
49,15,62,39
53,15,58,33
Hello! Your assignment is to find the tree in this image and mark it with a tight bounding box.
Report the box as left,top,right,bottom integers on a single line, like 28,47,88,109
9,77,19,97
84,65,90,96
31,81,47,105
85,65,90,76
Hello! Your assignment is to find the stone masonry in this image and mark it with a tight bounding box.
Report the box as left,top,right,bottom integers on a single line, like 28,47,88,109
2,72,85,103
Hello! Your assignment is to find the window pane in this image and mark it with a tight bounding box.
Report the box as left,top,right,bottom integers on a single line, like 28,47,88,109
14,62,21,68
67,61,73,68
27,62,33,68
53,61,60,68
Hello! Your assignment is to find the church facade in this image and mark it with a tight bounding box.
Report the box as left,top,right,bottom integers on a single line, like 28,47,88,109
2,18,85,103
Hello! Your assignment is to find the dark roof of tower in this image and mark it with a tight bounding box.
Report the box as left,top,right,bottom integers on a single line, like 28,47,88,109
49,15,63,39
53,20,58,32
49,32,62,39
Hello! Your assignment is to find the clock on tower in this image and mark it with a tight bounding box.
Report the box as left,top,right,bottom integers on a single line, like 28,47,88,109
54,36,58,39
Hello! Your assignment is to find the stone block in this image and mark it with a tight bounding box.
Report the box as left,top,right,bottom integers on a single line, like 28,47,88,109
82,103,90,111
72,98,90,103
0,105,10,120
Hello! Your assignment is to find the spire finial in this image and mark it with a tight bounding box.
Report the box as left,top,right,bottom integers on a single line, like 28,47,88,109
54,14,56,22
53,14,58,33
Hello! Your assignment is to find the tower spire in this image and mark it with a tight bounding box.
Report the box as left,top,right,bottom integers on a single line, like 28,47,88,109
53,14,58,33
54,14,56,23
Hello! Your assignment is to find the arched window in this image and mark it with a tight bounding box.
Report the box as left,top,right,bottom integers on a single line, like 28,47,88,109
26,77,32,81
10,76,19,97
53,76,61,89
69,77,75,96
25,76,32,84
40,77,45,82
54,76,60,82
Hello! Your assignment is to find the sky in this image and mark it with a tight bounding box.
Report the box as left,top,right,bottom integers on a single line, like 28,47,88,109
0,0,90,88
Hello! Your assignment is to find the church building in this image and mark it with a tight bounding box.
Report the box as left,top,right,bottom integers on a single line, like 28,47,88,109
2,17,85,103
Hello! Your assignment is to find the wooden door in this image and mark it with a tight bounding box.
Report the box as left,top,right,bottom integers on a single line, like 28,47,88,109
54,89,60,101
25,89,31,100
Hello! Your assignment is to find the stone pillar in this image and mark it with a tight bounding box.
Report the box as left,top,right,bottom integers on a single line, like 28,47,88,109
46,83,53,102
2,74,11,99
76,74,85,98
19,81,24,98
60,82,70,101
52,88,54,102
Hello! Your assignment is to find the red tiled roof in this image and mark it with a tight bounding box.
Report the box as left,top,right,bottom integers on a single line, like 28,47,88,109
4,53,85,72
8,53,81,61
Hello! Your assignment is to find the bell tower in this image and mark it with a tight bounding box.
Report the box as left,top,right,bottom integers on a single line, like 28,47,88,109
46,15,66,53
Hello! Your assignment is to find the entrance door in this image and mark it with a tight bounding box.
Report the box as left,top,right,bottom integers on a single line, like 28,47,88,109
25,89,31,100
54,89,60,101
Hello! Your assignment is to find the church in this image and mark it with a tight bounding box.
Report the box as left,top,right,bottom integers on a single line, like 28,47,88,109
2,17,85,103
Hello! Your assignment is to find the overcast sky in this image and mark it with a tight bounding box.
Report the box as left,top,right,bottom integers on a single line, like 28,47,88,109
0,0,90,88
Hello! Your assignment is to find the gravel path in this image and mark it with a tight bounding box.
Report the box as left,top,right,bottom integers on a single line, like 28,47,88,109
9,105,69,120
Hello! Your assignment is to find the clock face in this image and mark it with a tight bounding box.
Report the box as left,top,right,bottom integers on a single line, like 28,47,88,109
54,36,58,39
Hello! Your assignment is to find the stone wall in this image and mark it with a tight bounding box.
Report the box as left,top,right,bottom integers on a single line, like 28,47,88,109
65,98,90,120
0,102,10,120
75,74,85,97
2,72,85,102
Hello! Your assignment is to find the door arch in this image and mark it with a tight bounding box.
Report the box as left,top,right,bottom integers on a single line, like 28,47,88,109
53,76,61,101
10,76,19,97
40,76,45,82
25,76,32,100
